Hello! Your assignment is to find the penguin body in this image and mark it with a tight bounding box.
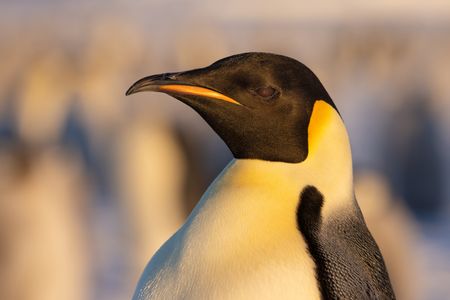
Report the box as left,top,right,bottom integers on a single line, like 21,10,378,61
134,160,321,299
126,53,395,299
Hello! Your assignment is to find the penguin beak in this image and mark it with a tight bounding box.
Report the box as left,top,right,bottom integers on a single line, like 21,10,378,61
125,72,241,106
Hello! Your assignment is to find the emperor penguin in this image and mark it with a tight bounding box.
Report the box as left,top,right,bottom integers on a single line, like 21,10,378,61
126,52,395,300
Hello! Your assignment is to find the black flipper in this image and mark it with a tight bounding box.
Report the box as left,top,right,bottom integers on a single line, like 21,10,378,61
297,186,396,300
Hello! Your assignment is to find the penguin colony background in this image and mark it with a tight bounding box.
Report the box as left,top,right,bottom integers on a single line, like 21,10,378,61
126,53,395,299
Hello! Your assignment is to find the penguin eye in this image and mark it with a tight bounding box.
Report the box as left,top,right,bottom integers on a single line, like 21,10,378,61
252,86,280,100
254,86,278,99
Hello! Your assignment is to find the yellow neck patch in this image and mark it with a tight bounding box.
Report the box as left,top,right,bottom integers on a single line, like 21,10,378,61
307,100,336,155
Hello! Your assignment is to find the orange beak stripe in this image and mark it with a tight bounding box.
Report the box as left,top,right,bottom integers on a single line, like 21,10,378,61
158,85,242,106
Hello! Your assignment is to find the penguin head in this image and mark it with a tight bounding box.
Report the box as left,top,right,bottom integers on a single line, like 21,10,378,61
126,52,338,163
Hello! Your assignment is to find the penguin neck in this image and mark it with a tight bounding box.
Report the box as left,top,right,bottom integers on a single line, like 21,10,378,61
218,100,354,218
303,100,354,217
177,105,354,272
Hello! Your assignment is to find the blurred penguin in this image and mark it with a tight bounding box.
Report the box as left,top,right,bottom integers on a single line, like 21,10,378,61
15,48,73,145
113,111,186,297
0,144,91,300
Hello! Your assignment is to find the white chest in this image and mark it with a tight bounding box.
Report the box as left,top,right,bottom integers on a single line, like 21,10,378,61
133,160,331,300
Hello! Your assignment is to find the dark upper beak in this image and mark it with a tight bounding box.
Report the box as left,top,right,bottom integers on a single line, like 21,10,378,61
125,72,241,106
125,72,178,96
